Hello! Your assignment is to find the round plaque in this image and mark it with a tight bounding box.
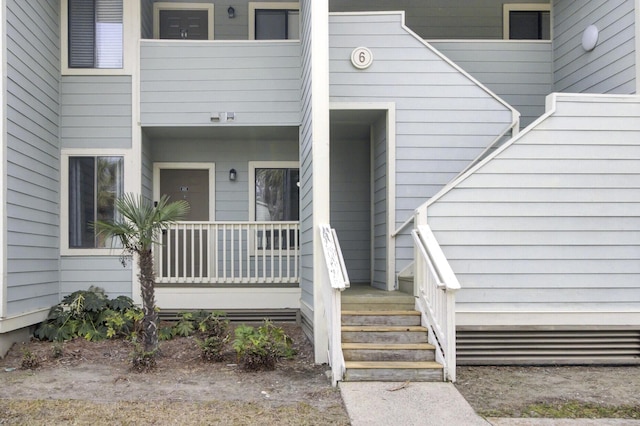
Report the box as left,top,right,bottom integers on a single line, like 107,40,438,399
351,47,373,69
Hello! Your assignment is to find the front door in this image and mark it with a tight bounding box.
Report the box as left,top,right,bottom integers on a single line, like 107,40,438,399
156,166,212,279
159,9,209,40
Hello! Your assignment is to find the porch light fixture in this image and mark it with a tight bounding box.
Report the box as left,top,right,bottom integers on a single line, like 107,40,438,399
229,168,237,181
228,6,235,19
582,25,599,52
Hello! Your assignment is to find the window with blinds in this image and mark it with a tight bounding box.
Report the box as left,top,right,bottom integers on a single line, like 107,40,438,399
68,0,123,68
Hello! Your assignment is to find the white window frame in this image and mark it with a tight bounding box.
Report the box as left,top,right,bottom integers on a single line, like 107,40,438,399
503,3,552,40
61,0,135,75
248,2,300,40
61,149,133,256
153,2,214,40
152,162,216,221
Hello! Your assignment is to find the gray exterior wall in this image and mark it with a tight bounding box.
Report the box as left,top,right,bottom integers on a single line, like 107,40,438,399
427,95,640,326
141,131,153,201
140,41,301,127
61,76,132,149
329,12,515,274
329,0,550,39
431,41,553,129
371,116,388,288
330,127,370,283
5,0,61,316
554,0,636,94
299,0,314,333
60,257,132,299
141,0,154,39
149,136,299,220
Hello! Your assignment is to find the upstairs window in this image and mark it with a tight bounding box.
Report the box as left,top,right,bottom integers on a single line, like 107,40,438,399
249,3,299,40
68,0,123,68
504,4,551,40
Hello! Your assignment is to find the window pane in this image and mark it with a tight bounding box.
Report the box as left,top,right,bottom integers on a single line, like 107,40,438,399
256,10,287,40
255,168,299,221
69,156,123,248
510,10,550,40
68,0,123,69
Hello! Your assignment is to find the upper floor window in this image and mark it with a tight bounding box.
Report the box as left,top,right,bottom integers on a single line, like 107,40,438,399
503,4,551,40
249,2,299,40
68,0,123,68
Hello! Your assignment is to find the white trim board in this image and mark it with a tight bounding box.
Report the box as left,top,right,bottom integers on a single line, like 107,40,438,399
152,162,216,221
153,2,214,40
156,287,301,310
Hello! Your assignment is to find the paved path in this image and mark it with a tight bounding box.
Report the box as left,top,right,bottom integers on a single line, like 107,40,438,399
339,381,640,426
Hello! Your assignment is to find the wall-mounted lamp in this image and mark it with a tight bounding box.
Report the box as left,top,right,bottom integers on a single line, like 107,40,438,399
582,24,599,52
229,168,237,181
228,6,235,19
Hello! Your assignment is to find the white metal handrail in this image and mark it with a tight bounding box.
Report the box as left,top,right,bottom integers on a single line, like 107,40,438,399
319,224,350,386
154,221,299,285
412,208,460,382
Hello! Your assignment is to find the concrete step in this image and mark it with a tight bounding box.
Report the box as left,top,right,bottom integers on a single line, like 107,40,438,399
342,325,429,344
342,310,421,326
342,342,436,362
344,361,444,381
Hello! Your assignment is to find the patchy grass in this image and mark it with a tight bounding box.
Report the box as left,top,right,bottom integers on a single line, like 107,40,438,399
0,399,350,425
479,401,640,419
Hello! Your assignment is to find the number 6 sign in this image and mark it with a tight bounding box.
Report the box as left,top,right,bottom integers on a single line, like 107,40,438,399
351,47,373,69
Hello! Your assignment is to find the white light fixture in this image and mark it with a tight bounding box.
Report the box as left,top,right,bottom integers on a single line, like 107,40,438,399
229,168,237,181
582,25,599,52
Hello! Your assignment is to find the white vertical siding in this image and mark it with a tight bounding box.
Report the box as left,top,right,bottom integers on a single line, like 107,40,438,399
554,0,636,94
61,76,132,149
427,94,640,327
5,0,61,316
139,41,301,126
329,12,516,274
431,41,553,128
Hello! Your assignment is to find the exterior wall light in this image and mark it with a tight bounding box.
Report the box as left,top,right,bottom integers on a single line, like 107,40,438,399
228,6,235,19
229,168,237,181
582,25,599,52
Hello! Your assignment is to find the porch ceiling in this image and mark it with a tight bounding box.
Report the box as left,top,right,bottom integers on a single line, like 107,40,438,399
142,126,299,141
330,109,386,140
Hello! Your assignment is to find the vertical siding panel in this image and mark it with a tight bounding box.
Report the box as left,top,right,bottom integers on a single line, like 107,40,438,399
554,0,636,94
5,0,61,316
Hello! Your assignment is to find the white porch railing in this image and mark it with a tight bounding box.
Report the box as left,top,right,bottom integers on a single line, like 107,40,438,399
319,224,350,386
155,221,299,285
412,206,460,382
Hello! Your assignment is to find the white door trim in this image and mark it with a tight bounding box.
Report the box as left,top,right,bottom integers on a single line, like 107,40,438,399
153,162,216,221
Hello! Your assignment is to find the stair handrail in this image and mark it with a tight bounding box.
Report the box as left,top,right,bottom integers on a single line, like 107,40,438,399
319,224,350,386
411,206,460,382
391,213,415,238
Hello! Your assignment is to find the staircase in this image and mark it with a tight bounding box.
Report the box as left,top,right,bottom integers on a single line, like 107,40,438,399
341,285,444,381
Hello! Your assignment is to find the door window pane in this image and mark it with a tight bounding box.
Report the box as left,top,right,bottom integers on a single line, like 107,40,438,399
69,156,124,248
255,9,299,40
255,168,299,221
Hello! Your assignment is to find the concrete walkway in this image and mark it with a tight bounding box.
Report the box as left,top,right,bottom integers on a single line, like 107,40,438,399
339,382,640,426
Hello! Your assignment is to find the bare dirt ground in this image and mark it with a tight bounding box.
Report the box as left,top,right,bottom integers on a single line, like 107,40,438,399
1,323,639,424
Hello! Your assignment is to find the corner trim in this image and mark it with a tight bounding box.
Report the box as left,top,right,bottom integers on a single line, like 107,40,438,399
0,308,50,334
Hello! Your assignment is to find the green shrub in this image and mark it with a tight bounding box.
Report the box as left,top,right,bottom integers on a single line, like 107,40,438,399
129,344,157,372
35,287,142,342
197,335,229,362
232,320,295,371
20,348,40,370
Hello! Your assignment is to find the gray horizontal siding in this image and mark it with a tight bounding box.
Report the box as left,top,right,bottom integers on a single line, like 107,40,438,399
329,0,550,39
5,0,61,317
329,12,515,274
60,257,133,299
140,41,301,126
554,0,636,94
427,95,640,324
430,41,553,129
61,76,132,149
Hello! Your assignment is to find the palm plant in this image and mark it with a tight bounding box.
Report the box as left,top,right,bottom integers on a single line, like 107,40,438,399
94,193,189,353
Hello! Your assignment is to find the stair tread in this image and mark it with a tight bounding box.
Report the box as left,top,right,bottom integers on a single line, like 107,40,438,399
342,343,435,350
345,361,443,369
342,325,428,332
342,310,420,316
